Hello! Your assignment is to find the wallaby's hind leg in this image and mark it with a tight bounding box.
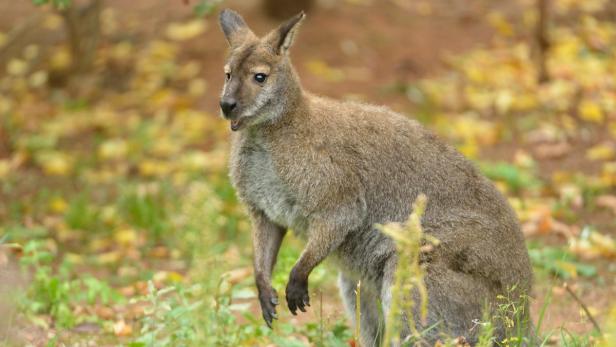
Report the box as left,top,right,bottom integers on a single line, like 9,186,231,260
379,259,496,346
339,273,384,347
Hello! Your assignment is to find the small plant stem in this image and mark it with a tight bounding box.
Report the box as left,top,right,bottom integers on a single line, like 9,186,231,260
319,289,324,347
563,283,602,334
355,280,362,346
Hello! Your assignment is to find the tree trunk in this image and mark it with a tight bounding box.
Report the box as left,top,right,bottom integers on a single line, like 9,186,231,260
536,0,550,84
60,0,103,75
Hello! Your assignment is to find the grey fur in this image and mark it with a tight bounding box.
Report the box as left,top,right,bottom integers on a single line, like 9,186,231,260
218,9,533,346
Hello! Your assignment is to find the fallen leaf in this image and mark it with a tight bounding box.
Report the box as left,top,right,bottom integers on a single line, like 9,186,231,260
579,100,604,123
569,228,616,260
534,142,571,159
586,143,615,161
165,20,206,41
113,228,138,247
596,195,616,215
223,267,252,285
94,306,115,320
113,320,132,337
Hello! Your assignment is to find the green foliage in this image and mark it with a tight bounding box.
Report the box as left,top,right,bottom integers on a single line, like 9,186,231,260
303,321,353,347
479,161,542,194
32,0,71,9
529,244,597,279
193,0,224,17
118,183,173,242
64,194,100,231
128,283,203,347
18,239,123,329
378,194,437,345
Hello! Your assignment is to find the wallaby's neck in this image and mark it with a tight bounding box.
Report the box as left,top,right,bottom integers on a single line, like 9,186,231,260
277,61,305,121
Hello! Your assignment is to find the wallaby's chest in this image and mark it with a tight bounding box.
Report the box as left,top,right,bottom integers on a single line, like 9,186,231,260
231,135,305,231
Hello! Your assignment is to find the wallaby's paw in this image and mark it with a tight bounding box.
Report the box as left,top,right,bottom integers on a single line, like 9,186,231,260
258,288,279,328
285,277,309,315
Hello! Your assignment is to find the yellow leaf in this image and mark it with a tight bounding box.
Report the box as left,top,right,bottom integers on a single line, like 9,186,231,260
0,160,9,180
50,48,72,70
43,14,63,30
458,140,479,159
113,320,133,337
165,20,206,41
114,228,138,247
64,253,85,265
110,41,134,62
487,12,514,37
608,122,616,138
37,151,73,176
151,137,180,156
589,232,616,258
138,159,171,177
570,230,616,260
554,260,578,278
167,271,184,283
49,197,68,214
29,71,48,88
101,205,118,225
96,251,121,265
188,78,207,96
179,151,208,171
495,90,513,114
6,59,28,76
578,100,604,123
586,143,615,161
306,60,345,82
99,139,128,160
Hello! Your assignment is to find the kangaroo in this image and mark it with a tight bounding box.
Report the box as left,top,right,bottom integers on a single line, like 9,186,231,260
218,9,533,346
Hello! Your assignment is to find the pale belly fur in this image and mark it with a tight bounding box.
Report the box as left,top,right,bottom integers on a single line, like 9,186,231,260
237,139,308,233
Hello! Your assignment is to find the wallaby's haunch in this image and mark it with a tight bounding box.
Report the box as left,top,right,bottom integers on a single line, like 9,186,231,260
218,9,533,346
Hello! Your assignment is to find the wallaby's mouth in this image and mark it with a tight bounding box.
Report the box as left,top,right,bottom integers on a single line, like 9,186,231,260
230,118,243,131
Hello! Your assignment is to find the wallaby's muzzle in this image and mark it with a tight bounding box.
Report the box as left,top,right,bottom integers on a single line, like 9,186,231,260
220,98,244,131
220,98,237,118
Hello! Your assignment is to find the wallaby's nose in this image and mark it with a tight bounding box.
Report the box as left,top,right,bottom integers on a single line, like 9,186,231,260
220,99,237,117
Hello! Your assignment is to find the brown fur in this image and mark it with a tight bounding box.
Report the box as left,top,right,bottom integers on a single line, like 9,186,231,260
218,9,533,346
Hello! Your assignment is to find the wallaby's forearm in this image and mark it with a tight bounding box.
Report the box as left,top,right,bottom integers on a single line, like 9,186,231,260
286,218,350,314
249,207,286,327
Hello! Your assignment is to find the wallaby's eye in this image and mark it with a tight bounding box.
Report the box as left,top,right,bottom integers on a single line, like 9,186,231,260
225,72,231,81
254,73,267,84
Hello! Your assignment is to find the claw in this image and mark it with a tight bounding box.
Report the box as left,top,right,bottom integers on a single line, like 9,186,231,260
264,312,273,329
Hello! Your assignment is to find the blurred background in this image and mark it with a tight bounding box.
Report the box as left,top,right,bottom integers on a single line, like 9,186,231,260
0,0,615,345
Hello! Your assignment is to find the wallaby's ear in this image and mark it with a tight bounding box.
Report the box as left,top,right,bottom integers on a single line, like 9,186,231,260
265,11,306,55
219,9,255,47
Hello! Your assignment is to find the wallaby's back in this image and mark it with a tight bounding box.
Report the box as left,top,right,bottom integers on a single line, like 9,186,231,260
269,93,529,273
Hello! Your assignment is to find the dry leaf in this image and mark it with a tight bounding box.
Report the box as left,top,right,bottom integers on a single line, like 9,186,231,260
113,320,132,336
534,142,571,159
596,195,616,215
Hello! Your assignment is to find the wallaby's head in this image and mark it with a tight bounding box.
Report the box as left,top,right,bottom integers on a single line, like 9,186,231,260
218,9,305,131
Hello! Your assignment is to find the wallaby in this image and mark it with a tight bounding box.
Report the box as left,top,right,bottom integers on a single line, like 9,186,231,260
218,9,533,346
